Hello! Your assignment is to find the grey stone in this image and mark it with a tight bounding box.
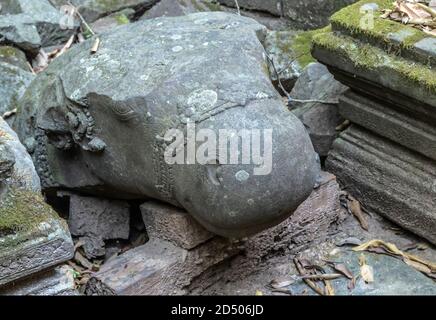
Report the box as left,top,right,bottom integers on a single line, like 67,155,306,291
190,171,346,290
414,37,436,60
80,235,106,259
0,118,74,288
141,0,288,31
49,0,159,23
264,30,305,92
339,90,436,161
141,0,220,20
326,125,436,245
89,9,134,34
0,116,39,192
217,0,282,16
14,12,320,238
0,47,34,115
140,201,214,250
68,195,130,240
0,46,29,71
0,265,78,295
290,63,347,156
0,0,77,57
85,237,242,295
282,0,358,29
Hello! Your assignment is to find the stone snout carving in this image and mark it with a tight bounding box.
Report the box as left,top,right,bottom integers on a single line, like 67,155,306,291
16,13,320,238
37,76,320,238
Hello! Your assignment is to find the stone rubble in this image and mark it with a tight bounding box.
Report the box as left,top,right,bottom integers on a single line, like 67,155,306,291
312,0,436,244
0,0,434,296
0,117,74,288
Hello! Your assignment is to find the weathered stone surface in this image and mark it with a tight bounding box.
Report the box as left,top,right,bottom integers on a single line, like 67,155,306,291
49,0,158,22
0,0,77,56
282,0,358,29
218,0,282,16
312,2,436,107
0,117,73,287
290,63,347,156
89,9,134,34
0,265,78,295
339,90,436,161
85,237,242,295
13,12,320,238
0,47,34,115
312,0,436,244
265,30,304,92
66,194,129,258
0,46,28,71
68,195,130,240
326,125,436,245
218,0,358,29
141,0,220,19
140,201,214,250
189,171,345,291
0,116,39,192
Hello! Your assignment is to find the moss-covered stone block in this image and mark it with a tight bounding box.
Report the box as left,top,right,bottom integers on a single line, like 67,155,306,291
311,0,436,107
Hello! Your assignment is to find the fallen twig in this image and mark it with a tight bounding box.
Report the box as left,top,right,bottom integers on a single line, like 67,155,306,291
294,258,325,296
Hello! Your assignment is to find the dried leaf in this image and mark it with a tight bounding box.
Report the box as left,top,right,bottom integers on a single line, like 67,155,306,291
269,279,295,289
332,263,354,279
336,237,363,247
255,290,263,296
359,254,374,283
347,196,368,230
347,276,357,291
324,280,335,296
353,239,436,278
74,251,93,270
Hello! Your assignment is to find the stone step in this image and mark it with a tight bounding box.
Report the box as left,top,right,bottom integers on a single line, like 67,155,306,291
326,125,436,244
339,89,436,161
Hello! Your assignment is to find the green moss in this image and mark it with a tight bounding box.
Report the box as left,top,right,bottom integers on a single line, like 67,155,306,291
330,0,428,51
114,13,130,25
191,0,205,11
0,189,56,236
273,26,331,68
312,31,436,91
0,46,20,59
201,0,222,11
293,26,331,67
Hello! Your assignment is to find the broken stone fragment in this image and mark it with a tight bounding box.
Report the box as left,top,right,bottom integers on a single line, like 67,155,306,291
68,195,130,240
140,201,214,250
13,12,320,238
0,46,35,116
282,0,358,29
90,9,134,34
49,0,159,23
217,0,282,17
67,195,130,258
290,63,347,157
0,0,78,57
264,29,321,93
84,237,242,295
0,265,78,296
140,0,220,20
0,117,74,287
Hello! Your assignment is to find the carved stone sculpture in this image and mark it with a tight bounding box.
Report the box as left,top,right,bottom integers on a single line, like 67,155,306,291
14,12,320,237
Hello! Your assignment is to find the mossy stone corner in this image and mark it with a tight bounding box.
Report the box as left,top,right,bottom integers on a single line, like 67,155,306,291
265,26,330,91
311,0,436,106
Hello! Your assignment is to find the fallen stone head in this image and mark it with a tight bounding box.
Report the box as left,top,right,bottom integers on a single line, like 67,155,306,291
14,12,320,238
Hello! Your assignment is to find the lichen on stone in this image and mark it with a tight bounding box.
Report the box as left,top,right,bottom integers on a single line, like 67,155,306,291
330,0,429,50
0,189,57,237
312,31,436,92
